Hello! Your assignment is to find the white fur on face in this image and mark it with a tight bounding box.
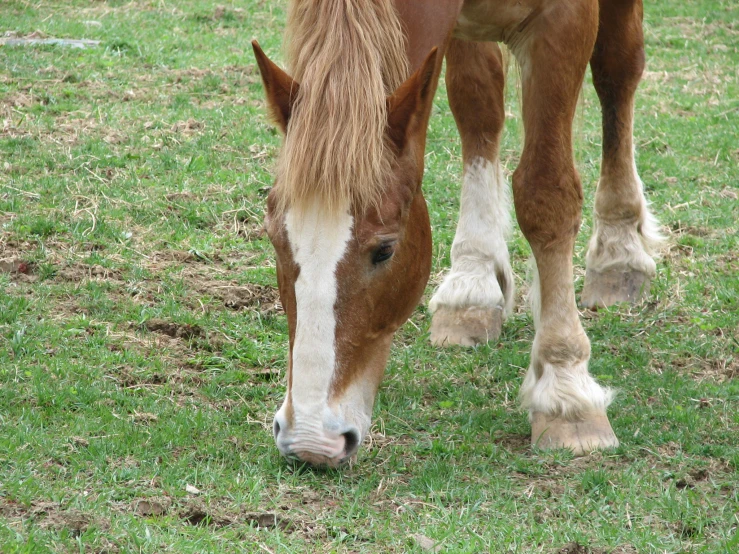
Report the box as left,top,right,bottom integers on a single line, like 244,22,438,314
430,156,514,315
283,201,353,416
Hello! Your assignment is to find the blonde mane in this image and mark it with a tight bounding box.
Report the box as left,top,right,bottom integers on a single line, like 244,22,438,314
275,0,409,214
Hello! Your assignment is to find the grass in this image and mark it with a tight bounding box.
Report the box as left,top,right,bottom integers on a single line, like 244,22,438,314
1,0,738,552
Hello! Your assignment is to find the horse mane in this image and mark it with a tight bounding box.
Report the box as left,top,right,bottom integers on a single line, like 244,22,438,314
275,0,409,215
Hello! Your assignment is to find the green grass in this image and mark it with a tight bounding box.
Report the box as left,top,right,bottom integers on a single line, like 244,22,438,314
1,1,738,552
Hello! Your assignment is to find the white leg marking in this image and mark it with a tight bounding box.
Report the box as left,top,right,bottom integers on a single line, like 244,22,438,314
520,347,615,420
429,157,514,314
275,200,353,456
520,259,614,419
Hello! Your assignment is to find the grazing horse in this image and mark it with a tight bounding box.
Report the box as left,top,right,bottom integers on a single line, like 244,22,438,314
252,0,661,467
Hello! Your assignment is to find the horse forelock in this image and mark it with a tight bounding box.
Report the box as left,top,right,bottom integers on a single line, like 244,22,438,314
274,0,409,216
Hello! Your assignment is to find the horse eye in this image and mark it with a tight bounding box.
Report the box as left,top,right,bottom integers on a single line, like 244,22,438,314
372,242,395,265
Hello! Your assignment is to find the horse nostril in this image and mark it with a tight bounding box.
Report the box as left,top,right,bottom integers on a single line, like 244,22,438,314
273,419,281,438
342,430,360,457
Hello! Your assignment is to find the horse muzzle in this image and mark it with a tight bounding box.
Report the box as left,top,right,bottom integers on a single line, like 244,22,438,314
273,412,362,467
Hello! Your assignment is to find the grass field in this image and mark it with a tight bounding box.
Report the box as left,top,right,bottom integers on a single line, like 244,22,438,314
1,1,738,552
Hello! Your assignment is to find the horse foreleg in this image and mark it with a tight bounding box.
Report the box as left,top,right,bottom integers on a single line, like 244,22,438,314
513,0,618,454
581,0,663,308
429,39,514,347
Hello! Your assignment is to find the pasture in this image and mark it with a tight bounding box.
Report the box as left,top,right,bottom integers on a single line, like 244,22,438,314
1,0,738,551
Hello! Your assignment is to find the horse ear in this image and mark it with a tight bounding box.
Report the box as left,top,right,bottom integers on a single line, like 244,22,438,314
252,41,299,133
386,48,439,152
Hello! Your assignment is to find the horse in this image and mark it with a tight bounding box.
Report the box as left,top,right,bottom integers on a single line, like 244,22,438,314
251,0,662,467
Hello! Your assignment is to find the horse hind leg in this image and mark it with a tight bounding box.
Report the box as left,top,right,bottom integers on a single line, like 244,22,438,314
581,0,664,308
429,39,514,347
512,0,618,454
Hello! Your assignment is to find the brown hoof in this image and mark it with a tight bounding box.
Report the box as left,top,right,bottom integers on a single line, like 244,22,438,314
580,267,651,309
429,305,503,347
530,412,619,456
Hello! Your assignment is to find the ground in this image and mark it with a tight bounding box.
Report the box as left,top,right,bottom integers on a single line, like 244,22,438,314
1,0,738,552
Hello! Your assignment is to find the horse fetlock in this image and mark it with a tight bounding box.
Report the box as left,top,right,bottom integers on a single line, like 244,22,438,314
582,215,660,308
430,261,514,314
429,267,512,346
586,216,658,274
530,411,619,455
519,346,613,421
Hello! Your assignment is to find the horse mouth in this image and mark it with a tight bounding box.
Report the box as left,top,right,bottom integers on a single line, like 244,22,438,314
288,451,351,468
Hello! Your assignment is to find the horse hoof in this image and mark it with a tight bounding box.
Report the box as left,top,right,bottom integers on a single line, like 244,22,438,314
580,267,651,309
429,305,503,347
530,412,619,456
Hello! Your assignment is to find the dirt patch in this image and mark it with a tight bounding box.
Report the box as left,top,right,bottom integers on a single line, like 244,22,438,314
664,458,732,494
669,221,716,238
362,431,415,459
0,500,108,537
145,318,203,340
695,356,739,382
0,92,37,109
114,361,205,390
178,501,292,531
248,367,281,381
558,544,594,554
38,509,94,536
556,543,637,554
221,283,280,312
57,264,122,283
0,240,126,283
163,65,256,87
133,497,172,517
180,272,281,314
653,347,739,383
244,512,292,531
0,498,30,518
0,259,34,275
410,533,442,552
103,325,226,402
181,504,222,526
151,249,224,264
3,257,127,287
494,433,531,452
132,411,158,424
143,252,281,313
171,118,203,135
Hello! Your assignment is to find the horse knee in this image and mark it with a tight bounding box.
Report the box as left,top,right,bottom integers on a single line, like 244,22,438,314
513,165,583,248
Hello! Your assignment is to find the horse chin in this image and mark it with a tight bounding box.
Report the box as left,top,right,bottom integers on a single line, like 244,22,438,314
289,451,352,469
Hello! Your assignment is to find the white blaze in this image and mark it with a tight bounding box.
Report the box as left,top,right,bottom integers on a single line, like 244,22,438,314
283,200,353,417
